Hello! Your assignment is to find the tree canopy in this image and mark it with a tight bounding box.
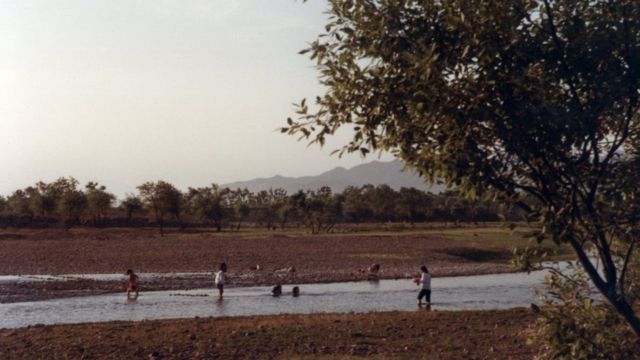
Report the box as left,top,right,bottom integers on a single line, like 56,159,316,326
285,0,640,337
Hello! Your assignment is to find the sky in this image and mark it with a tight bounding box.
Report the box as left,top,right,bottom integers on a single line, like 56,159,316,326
0,0,392,197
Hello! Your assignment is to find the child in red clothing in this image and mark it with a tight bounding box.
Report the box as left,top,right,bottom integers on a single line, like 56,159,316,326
126,269,139,299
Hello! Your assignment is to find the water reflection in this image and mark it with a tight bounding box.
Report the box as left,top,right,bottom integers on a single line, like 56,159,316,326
126,296,138,304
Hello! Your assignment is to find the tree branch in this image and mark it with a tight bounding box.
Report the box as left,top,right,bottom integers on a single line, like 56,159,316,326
568,233,609,295
619,238,637,300
541,0,586,113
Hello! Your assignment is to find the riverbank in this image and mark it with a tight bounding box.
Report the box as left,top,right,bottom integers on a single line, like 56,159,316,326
0,308,536,359
0,226,570,303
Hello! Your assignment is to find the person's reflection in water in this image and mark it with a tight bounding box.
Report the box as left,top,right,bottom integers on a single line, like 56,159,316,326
368,278,381,290
213,293,229,317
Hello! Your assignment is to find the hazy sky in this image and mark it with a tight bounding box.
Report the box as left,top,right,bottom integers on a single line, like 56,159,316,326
0,0,392,197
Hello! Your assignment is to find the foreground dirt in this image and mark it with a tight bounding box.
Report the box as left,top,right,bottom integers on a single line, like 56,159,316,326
0,227,515,303
0,309,536,359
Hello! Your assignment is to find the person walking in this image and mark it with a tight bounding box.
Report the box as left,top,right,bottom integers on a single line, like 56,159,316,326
125,269,139,299
215,263,228,300
416,265,431,307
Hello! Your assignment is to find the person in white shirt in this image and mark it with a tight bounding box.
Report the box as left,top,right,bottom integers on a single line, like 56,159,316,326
417,265,431,307
214,263,228,300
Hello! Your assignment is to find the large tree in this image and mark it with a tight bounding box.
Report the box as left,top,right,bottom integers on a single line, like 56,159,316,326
85,182,115,226
55,177,87,230
121,194,143,226
137,181,183,236
6,190,32,219
229,188,251,230
291,187,342,234
397,187,431,224
187,184,230,232
285,0,640,336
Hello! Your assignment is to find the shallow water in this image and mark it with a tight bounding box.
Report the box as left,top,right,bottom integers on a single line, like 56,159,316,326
0,272,209,283
0,269,553,329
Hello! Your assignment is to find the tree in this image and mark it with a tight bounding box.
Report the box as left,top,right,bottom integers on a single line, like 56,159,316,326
187,184,230,231
269,189,291,230
229,188,251,230
442,191,471,223
6,190,32,220
0,195,6,228
396,187,431,224
251,190,274,229
341,185,370,222
532,263,640,359
286,0,640,337
137,181,183,236
137,183,160,233
26,182,58,218
121,194,143,226
366,184,398,222
291,187,341,234
85,182,115,226
55,177,87,229
252,188,290,230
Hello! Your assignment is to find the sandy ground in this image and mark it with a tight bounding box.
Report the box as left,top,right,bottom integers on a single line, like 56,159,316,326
0,309,536,359
0,227,516,303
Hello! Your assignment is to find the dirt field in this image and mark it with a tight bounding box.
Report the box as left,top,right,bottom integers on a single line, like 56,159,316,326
0,226,569,302
0,227,510,274
0,308,536,359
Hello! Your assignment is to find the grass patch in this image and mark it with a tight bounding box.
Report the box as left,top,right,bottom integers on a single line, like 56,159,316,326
427,226,574,262
438,247,511,262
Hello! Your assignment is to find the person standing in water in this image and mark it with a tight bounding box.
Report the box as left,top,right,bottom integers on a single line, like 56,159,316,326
271,284,282,297
126,269,139,299
215,263,228,300
416,265,431,307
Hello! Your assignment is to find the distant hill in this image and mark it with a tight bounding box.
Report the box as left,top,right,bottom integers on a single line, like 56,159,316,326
223,160,444,194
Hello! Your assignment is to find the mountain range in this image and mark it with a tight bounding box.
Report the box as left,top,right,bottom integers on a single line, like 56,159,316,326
223,160,444,194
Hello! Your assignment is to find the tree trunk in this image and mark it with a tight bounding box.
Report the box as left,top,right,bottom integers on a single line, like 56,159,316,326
570,237,640,338
612,298,640,338
325,222,335,233
280,212,289,230
174,213,184,231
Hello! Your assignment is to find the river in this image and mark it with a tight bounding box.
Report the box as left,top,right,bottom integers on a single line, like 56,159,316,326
0,268,556,329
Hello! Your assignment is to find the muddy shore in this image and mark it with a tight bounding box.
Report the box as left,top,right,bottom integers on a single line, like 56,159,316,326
0,308,536,359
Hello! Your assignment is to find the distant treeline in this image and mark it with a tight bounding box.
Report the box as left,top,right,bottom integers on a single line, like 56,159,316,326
0,177,523,234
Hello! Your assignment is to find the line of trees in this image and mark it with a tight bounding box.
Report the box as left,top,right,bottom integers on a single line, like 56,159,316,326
0,177,520,235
